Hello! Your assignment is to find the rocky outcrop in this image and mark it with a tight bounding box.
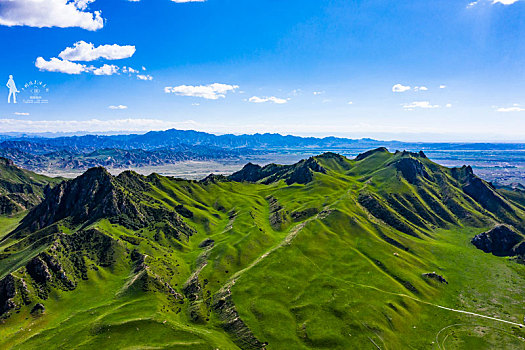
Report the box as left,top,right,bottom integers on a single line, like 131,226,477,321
26,257,52,284
0,274,16,316
213,288,268,350
393,157,431,184
463,174,514,214
422,272,448,284
30,303,45,315
12,167,195,241
229,157,326,185
471,225,524,256
198,238,215,249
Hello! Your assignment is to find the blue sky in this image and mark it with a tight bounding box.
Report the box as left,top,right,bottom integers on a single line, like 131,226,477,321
0,0,524,141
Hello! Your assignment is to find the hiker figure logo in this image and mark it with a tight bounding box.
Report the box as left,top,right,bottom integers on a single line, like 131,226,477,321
6,75,19,103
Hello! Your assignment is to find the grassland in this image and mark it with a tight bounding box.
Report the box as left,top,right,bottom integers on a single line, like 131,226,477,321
1,150,525,349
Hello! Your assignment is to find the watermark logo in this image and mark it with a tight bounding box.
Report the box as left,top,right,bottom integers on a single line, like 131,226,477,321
5,75,49,104
21,80,49,104
6,75,19,103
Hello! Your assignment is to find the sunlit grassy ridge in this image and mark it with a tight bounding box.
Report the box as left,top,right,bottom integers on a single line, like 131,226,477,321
1,149,525,349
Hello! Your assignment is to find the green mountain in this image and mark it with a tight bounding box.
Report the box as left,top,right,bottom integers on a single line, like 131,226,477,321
1,149,525,349
0,157,61,216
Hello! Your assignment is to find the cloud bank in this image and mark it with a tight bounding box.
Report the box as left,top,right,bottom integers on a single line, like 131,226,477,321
0,0,104,31
164,83,239,99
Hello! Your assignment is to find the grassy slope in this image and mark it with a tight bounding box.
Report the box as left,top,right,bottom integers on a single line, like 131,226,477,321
1,151,525,349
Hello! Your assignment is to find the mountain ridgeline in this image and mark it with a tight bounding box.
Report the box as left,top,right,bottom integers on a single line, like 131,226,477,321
1,148,525,349
0,158,61,216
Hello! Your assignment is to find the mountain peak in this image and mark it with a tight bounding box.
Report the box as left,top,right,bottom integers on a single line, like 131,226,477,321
355,147,389,161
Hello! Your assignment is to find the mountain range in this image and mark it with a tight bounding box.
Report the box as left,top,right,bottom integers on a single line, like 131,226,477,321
1,149,525,349
2,129,525,173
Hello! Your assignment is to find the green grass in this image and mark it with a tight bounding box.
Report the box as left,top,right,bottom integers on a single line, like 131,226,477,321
1,151,525,349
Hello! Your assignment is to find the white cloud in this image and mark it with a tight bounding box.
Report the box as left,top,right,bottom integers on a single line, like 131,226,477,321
446,103,452,108
440,85,447,89
108,105,127,110
14,112,29,116
403,101,440,110
171,0,206,2
164,83,239,99
137,74,153,80
392,84,411,92
123,66,139,74
468,0,520,7
493,0,520,5
347,101,354,105
58,41,135,61
92,64,119,76
496,104,525,112
35,57,120,76
249,96,288,104
0,0,104,31
414,86,428,92
313,91,325,95
35,57,87,74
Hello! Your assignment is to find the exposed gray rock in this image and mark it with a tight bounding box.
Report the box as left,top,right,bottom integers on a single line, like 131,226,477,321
471,225,523,257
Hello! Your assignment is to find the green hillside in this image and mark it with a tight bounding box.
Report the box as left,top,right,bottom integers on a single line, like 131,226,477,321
0,157,61,216
1,149,525,349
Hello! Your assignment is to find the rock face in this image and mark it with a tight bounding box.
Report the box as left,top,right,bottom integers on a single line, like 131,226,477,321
30,303,45,315
422,272,448,284
229,157,326,185
26,257,52,284
13,167,195,240
463,175,514,214
471,225,524,256
0,274,16,316
393,158,431,184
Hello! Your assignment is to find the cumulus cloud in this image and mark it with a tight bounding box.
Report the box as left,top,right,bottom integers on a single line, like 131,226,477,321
496,104,525,112
35,42,142,77
248,96,288,104
414,86,428,92
440,85,447,89
35,57,119,75
164,83,239,99
392,84,411,92
403,101,440,110
92,64,119,75
58,41,135,61
0,0,104,31
493,0,520,5
123,67,139,74
35,57,87,74
313,91,325,95
108,105,128,110
137,74,153,80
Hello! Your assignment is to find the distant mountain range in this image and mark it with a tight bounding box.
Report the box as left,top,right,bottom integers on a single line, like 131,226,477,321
1,129,525,173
